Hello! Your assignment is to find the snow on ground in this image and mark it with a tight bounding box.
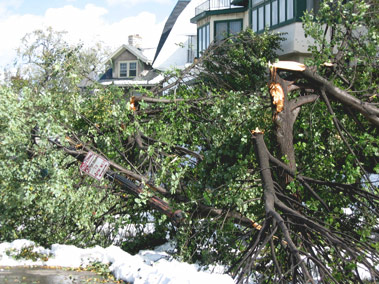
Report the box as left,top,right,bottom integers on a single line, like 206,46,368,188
0,239,234,284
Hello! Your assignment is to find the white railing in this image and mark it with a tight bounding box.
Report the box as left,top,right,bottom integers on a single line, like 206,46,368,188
195,0,233,16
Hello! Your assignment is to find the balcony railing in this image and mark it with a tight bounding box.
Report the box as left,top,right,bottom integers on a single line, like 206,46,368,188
195,0,235,16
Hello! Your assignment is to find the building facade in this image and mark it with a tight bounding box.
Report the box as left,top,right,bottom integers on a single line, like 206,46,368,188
190,0,320,62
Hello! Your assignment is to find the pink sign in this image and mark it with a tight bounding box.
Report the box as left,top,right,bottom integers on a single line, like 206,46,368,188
80,151,110,181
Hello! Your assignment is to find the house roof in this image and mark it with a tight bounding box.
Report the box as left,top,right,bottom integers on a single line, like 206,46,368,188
190,6,247,23
78,71,99,88
105,44,153,65
98,69,164,87
152,0,190,65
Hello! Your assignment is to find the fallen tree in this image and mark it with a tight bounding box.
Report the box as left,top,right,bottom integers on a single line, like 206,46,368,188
1,2,378,282
47,54,378,282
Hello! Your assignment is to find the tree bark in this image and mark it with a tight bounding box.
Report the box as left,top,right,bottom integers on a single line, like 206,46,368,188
301,68,379,127
270,74,299,184
252,131,315,283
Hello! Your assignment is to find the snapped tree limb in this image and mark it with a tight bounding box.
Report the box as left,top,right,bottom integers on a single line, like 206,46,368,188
270,61,379,127
49,137,183,224
51,137,263,230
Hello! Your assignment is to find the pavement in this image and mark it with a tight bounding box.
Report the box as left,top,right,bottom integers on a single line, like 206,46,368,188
0,266,123,284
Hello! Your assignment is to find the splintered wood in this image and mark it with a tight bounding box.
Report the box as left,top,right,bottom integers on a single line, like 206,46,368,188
269,82,284,113
130,96,137,111
251,127,264,134
269,64,284,114
269,61,306,72
268,61,306,114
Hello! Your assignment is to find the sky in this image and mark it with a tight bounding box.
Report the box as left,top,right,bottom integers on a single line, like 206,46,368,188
0,0,179,70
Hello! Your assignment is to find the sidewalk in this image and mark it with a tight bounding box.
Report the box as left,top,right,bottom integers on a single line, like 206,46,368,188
0,266,123,284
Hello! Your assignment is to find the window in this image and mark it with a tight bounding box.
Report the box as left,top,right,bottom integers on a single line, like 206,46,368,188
120,63,128,77
119,61,138,78
287,0,294,20
129,62,137,77
187,35,197,63
279,0,285,23
251,0,295,32
272,0,278,25
215,22,228,41
306,0,320,14
214,19,243,42
252,0,264,5
258,6,264,30
265,3,271,27
252,9,258,32
230,21,242,35
198,23,210,55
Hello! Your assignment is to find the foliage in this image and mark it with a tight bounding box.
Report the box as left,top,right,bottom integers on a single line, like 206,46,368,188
0,29,124,247
303,0,378,95
14,27,107,89
301,0,378,182
5,245,51,262
85,261,126,283
199,28,284,91
121,227,167,255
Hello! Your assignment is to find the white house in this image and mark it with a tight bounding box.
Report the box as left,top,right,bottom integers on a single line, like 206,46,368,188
152,0,205,71
190,0,321,62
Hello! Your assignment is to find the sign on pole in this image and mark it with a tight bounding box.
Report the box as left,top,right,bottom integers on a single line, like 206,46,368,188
80,151,110,181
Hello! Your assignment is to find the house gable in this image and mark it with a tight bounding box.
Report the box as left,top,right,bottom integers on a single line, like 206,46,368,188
105,46,152,80
99,44,163,89
113,50,140,79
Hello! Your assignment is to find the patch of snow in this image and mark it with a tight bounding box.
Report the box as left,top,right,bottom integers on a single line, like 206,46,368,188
342,207,353,215
154,242,176,254
357,263,372,280
99,222,156,245
0,239,234,284
369,174,379,187
100,76,164,86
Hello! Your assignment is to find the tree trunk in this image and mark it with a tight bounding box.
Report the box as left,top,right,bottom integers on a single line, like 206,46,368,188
270,73,299,184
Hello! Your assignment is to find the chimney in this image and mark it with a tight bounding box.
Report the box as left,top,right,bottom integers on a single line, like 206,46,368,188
128,34,142,48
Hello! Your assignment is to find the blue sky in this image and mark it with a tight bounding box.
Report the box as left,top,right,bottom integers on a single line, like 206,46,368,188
0,0,179,70
2,0,176,23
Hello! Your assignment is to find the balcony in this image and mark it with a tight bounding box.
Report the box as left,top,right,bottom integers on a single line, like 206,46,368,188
195,0,236,16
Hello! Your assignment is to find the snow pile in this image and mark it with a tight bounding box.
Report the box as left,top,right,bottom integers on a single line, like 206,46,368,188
0,239,234,284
